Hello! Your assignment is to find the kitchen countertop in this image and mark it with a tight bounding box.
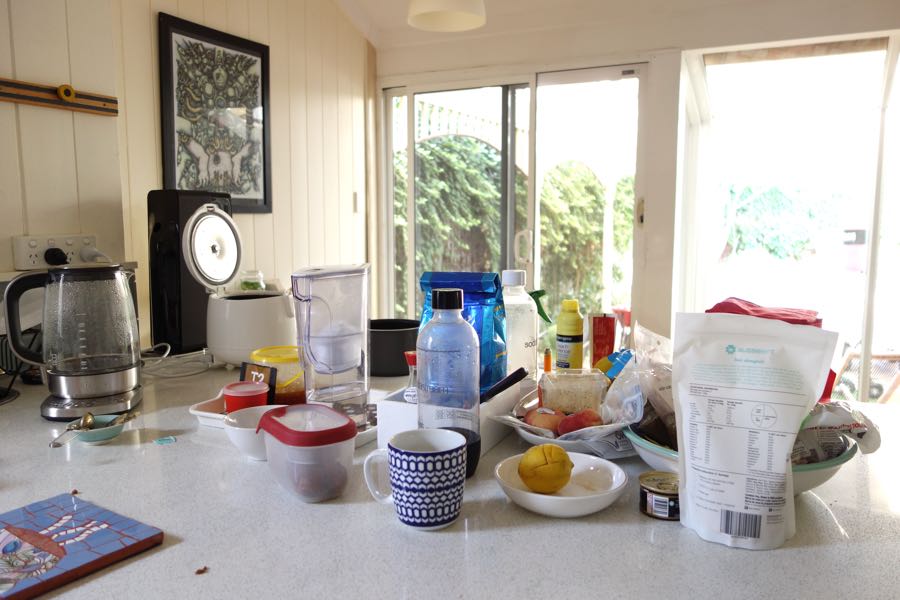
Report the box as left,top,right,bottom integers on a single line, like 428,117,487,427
2,367,899,599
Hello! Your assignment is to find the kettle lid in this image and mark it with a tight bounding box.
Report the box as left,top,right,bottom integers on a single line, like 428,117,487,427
182,203,242,289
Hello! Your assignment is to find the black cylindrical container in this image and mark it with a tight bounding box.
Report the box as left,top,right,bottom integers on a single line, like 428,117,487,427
369,319,420,376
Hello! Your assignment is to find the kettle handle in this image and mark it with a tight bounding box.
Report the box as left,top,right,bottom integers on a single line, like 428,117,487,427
4,271,47,365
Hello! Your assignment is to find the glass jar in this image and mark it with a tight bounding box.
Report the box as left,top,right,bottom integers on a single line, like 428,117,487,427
249,346,306,405
240,270,266,291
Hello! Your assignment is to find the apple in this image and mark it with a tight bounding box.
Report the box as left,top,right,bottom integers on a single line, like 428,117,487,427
524,407,566,435
557,409,603,435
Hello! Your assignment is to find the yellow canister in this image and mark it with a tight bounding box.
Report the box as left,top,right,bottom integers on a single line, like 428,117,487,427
555,299,584,369
249,346,306,405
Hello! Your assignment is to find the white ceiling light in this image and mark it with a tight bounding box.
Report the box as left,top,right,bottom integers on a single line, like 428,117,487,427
407,0,486,32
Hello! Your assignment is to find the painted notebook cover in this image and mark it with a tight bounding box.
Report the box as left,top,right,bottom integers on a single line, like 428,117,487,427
0,494,163,599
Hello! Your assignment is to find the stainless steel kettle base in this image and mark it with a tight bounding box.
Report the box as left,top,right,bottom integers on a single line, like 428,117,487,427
41,387,142,421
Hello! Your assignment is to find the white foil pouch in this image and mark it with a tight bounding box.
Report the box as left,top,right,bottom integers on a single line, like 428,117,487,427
673,313,837,550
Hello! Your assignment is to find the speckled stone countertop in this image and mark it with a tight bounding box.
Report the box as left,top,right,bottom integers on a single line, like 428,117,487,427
1,367,898,599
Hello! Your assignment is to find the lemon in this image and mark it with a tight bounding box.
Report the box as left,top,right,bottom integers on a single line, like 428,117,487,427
517,444,574,494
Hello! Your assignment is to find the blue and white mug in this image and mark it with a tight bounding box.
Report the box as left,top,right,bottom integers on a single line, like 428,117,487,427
363,429,467,530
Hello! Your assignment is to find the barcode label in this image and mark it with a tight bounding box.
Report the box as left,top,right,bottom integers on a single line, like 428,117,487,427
720,510,761,538
651,495,670,517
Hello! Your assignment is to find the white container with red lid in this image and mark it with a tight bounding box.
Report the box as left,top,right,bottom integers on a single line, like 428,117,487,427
258,404,357,502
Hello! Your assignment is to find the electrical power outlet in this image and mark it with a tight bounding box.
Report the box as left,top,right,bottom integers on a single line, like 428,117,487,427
12,233,98,270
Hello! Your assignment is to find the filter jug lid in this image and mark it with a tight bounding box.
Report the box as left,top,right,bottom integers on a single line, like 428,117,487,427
183,203,242,290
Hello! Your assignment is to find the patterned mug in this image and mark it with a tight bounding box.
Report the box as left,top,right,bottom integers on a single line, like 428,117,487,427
363,429,467,530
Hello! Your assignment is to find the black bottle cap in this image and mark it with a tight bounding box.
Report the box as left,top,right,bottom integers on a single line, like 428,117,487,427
432,288,463,310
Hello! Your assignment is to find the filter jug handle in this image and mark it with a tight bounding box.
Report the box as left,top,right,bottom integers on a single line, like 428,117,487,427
281,290,294,319
3,270,48,365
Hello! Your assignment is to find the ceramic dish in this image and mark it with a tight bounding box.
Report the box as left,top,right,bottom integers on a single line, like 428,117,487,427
224,404,287,460
623,425,859,494
494,452,628,518
76,415,125,445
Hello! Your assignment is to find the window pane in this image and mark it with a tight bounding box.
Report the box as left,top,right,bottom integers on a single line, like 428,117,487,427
535,74,639,350
698,51,884,402
391,95,409,317
413,87,504,310
513,86,531,269
869,65,900,403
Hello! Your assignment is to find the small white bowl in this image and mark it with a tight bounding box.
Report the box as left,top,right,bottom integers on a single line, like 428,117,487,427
623,426,859,494
224,405,286,461
494,452,628,518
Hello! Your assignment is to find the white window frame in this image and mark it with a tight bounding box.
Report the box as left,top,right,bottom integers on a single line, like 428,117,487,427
379,62,652,321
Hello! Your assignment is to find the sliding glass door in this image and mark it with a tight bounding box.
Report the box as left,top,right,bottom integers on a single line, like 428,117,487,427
387,66,644,349
535,66,641,346
388,85,529,317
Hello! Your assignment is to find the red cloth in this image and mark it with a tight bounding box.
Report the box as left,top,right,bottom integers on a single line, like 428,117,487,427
706,297,822,328
706,297,833,400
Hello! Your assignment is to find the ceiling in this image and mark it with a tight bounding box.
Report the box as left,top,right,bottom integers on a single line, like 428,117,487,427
337,0,747,49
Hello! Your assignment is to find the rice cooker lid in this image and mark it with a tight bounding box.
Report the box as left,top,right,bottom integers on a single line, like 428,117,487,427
183,203,242,289
257,404,357,447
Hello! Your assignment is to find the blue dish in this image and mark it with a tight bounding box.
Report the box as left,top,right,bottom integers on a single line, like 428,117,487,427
76,414,125,445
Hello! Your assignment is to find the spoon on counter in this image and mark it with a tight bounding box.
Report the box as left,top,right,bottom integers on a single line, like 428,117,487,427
49,413,95,448
106,408,140,428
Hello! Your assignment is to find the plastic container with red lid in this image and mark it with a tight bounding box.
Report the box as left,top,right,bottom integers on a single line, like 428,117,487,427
258,404,357,502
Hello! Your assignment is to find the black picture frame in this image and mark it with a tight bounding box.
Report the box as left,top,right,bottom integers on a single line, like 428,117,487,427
158,13,271,213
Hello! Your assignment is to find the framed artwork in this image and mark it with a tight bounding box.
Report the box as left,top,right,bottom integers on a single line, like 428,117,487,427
158,13,271,213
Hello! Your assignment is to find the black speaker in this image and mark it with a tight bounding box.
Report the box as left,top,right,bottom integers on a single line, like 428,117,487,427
147,189,232,354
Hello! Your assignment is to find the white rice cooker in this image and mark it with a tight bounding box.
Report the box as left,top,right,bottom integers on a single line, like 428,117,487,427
182,204,295,365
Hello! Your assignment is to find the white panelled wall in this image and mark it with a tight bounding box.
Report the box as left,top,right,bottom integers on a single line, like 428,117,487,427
0,0,372,345
0,0,124,274
116,0,371,344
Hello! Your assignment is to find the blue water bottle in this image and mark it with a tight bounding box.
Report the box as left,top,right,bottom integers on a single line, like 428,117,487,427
417,288,481,478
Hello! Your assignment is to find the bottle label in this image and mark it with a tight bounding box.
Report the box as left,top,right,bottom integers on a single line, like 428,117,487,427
556,334,583,368
403,387,418,404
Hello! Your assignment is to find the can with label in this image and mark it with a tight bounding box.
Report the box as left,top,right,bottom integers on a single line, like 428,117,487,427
639,471,679,520
589,313,617,368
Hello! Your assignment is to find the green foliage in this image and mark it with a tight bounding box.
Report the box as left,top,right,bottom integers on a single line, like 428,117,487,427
613,176,634,255
393,135,527,316
393,151,408,315
724,185,815,259
414,135,503,273
539,161,606,317
393,141,635,323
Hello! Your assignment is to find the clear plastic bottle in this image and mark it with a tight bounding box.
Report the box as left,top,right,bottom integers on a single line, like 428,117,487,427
501,270,539,383
417,288,481,478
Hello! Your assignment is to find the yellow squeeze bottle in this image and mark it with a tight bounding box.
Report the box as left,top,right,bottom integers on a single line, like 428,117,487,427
555,299,584,369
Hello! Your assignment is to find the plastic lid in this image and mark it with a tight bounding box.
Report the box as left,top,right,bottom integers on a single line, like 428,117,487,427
501,270,526,287
257,404,357,447
561,298,580,312
183,204,242,289
432,288,463,309
223,381,269,397
250,345,301,364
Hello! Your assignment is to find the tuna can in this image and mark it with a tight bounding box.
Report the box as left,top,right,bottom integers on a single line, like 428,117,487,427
639,471,679,521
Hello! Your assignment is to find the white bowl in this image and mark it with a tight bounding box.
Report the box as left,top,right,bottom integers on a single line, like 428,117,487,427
623,426,859,494
224,405,286,460
494,452,628,518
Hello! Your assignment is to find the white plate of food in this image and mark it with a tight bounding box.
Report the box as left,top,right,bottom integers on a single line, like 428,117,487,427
494,452,628,518
493,393,636,458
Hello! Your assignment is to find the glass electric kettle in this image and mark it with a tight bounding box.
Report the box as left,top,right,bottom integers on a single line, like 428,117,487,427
4,264,141,399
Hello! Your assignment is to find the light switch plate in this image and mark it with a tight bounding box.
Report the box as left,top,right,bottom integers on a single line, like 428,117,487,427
12,233,98,270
